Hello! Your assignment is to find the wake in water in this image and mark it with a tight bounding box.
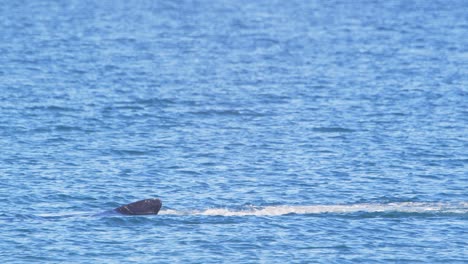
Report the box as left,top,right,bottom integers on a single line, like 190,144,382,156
32,202,467,219
159,202,468,217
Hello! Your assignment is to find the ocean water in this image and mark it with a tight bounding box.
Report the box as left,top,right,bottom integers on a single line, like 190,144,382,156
1,0,467,263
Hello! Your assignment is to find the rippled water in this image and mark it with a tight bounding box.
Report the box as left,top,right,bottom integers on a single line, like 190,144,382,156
1,0,467,263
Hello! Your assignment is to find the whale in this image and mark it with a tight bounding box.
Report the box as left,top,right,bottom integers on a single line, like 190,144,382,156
114,198,162,215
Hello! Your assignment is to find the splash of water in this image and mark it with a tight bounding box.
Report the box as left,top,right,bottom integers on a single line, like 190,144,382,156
159,202,468,216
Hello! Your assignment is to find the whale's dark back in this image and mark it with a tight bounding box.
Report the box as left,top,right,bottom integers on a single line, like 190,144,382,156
115,198,162,215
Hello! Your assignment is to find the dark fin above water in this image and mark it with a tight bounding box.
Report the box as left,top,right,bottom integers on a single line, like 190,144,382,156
115,198,162,215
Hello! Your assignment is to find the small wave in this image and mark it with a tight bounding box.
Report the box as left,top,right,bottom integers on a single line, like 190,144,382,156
188,109,265,117
312,127,355,133
109,149,149,156
159,202,468,217
27,105,80,112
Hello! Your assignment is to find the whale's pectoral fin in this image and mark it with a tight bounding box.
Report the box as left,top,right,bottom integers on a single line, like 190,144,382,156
115,198,162,215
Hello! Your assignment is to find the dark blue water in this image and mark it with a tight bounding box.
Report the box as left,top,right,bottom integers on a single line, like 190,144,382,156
1,0,467,263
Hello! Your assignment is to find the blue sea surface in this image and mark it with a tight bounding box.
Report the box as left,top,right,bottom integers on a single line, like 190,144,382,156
1,0,467,263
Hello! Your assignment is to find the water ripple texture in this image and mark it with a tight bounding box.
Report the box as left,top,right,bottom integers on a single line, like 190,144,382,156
0,0,467,263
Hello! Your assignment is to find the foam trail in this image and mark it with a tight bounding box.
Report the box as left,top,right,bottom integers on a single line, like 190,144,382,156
158,202,468,217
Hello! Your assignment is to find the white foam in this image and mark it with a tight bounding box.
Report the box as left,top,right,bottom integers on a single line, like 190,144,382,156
158,202,468,217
